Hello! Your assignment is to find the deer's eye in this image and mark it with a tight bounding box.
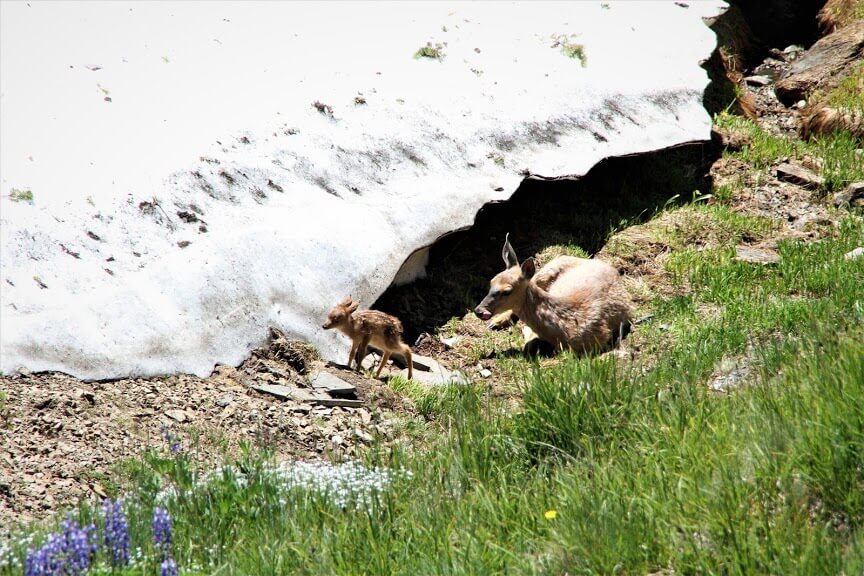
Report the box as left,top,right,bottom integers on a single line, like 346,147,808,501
497,287,512,296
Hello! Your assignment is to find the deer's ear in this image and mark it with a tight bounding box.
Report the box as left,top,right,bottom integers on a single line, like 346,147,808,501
340,295,352,305
347,302,359,313
502,232,519,269
521,257,536,279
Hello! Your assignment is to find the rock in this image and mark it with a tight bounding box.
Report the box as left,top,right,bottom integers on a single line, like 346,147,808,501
309,372,356,397
391,353,437,372
400,365,470,387
844,247,864,261
72,388,95,405
735,246,781,265
479,369,492,378
419,356,458,377
163,409,187,423
215,394,234,407
360,353,380,371
253,384,305,401
708,365,750,392
252,383,362,407
287,404,311,413
775,21,864,106
219,404,237,420
834,182,864,208
439,335,461,349
353,429,374,444
782,44,804,60
356,408,372,425
775,163,823,189
34,396,56,410
314,397,364,408
744,75,772,87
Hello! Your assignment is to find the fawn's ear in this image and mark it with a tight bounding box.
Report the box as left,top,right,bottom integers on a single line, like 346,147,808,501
347,301,359,313
340,295,352,306
521,257,536,279
502,233,519,269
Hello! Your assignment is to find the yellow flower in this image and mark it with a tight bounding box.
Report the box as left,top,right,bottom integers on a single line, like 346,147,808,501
544,509,557,520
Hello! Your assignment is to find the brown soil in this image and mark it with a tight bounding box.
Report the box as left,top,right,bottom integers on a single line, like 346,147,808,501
0,341,416,532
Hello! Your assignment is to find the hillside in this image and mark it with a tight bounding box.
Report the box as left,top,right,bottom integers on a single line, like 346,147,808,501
2,2,863,574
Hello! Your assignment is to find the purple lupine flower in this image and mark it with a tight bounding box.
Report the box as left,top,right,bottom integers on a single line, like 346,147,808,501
59,516,95,575
102,498,130,567
161,425,182,454
25,533,62,576
152,507,173,560
160,557,179,576
25,517,95,576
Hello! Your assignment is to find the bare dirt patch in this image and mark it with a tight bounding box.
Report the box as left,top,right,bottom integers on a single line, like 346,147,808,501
0,339,416,532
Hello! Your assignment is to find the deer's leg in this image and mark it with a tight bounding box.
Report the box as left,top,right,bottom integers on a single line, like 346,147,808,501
401,345,413,380
522,325,539,356
374,351,392,379
354,334,372,371
522,326,555,357
348,339,359,369
487,309,516,330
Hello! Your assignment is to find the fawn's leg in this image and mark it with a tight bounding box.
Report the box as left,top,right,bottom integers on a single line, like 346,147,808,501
401,345,413,380
354,334,372,371
348,339,359,369
374,351,392,378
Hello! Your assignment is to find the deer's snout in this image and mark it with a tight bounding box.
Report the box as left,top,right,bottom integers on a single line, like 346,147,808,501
474,304,493,321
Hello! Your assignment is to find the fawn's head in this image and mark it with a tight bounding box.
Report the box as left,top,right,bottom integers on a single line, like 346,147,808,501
322,295,359,330
474,233,536,321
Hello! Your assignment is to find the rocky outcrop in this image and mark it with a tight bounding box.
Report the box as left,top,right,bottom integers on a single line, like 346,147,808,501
775,20,864,105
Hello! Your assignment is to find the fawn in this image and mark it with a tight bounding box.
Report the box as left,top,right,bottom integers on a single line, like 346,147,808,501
474,234,632,354
322,295,413,380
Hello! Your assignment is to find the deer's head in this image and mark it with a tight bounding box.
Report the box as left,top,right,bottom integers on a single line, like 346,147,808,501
474,234,536,321
323,295,359,330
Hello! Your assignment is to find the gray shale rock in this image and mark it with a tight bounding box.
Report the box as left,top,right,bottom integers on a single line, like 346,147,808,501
834,182,864,208
775,163,824,189
775,20,864,106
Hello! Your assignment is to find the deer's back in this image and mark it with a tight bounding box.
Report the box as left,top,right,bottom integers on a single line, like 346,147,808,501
528,256,631,352
537,256,621,297
353,310,406,350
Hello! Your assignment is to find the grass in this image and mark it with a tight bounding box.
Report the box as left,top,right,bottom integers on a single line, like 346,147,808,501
714,111,864,191
4,65,864,576
8,188,33,203
414,43,444,60
817,62,864,110
552,35,587,67
4,207,862,574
